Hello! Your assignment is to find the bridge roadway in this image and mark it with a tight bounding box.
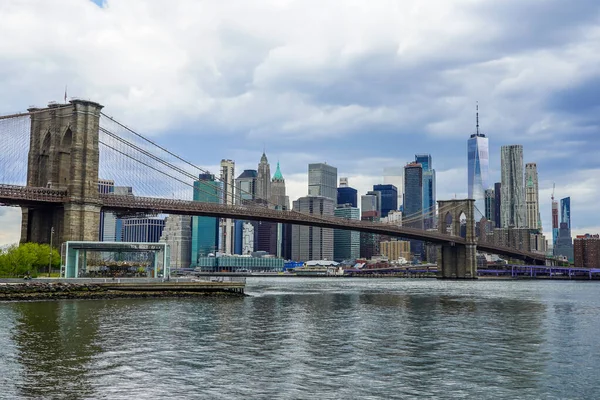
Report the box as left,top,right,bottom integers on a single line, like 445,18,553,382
0,185,546,263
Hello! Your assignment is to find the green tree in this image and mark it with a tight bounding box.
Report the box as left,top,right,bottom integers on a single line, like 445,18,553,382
0,243,60,277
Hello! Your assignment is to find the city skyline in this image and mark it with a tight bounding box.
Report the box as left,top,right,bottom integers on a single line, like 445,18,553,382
0,0,599,244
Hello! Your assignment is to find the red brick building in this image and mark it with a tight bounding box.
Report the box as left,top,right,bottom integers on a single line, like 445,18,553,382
574,234,600,268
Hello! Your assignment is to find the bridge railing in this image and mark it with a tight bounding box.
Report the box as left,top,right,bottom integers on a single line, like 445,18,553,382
0,184,68,203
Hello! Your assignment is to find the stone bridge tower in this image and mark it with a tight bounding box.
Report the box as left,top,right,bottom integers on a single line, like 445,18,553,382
21,100,103,247
437,199,477,279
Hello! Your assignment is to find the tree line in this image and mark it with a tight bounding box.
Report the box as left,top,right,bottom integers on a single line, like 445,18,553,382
0,243,60,278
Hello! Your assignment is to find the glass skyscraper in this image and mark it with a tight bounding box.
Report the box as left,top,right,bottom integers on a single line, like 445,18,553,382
191,173,221,266
415,154,436,229
308,163,337,200
467,120,489,216
372,184,398,218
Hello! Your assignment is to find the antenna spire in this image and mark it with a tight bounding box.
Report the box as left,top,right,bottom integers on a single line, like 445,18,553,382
476,101,480,135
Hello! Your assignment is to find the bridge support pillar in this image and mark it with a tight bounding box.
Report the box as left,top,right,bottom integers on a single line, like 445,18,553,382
438,244,477,279
21,100,103,247
437,199,478,279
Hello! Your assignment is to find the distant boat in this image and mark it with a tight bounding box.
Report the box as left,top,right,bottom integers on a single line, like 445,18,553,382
293,260,344,276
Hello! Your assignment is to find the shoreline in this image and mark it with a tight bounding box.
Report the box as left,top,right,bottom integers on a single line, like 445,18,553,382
0,282,246,302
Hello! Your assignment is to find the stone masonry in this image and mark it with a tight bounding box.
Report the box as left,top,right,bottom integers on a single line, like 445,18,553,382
21,100,103,247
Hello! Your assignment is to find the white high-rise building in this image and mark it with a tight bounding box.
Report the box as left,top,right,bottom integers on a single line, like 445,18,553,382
160,215,192,268
525,163,541,231
220,159,235,254
500,145,525,228
383,166,404,210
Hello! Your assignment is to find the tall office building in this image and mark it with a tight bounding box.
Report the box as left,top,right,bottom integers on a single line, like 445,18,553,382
555,196,573,261
383,167,404,210
220,159,235,254
360,196,380,260
122,218,165,242
494,182,502,228
500,145,525,228
415,154,436,229
235,169,257,205
256,152,271,202
270,162,290,210
467,105,489,214
404,162,424,259
403,162,423,229
308,163,337,200
191,173,220,266
160,215,192,268
525,163,541,231
337,177,358,207
484,188,495,223
270,162,290,258
291,196,335,261
333,204,360,262
552,197,559,249
372,184,398,218
561,197,571,230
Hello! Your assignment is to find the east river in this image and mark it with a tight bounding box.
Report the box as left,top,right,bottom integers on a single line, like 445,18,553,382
0,278,599,399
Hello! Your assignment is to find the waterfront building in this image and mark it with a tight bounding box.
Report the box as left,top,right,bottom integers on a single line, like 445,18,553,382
291,196,335,261
415,154,436,229
337,177,358,208
380,240,411,262
160,215,192,268
372,184,398,218
235,169,257,205
220,159,235,254
484,188,495,224
256,152,271,202
196,255,284,273
467,105,489,215
494,182,502,228
574,234,600,268
308,163,337,200
122,217,165,242
333,204,360,262
500,145,525,228
525,163,541,231
191,173,220,266
383,166,404,211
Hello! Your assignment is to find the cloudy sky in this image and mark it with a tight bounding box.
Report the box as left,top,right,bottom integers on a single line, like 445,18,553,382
1,0,599,245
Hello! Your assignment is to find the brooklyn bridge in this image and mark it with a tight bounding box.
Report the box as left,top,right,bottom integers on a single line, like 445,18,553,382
0,100,547,278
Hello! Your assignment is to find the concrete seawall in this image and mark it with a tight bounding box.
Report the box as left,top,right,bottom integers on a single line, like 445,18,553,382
0,280,246,301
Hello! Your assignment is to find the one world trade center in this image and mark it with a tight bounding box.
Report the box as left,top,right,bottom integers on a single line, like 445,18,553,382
467,104,489,216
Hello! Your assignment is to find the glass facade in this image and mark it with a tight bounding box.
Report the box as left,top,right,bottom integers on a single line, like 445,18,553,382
372,184,398,218
494,182,502,228
561,197,571,230
333,205,360,262
415,154,436,230
121,218,166,242
191,174,221,266
308,163,338,200
337,186,358,208
467,134,489,216
403,163,423,228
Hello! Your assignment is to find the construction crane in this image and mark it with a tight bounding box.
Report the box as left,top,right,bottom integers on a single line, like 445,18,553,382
551,182,555,201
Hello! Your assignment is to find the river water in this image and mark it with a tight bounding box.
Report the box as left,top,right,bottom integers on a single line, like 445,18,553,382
0,278,598,399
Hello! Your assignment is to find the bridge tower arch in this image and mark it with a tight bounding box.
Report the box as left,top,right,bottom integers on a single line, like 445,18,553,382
21,100,104,247
437,199,477,279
